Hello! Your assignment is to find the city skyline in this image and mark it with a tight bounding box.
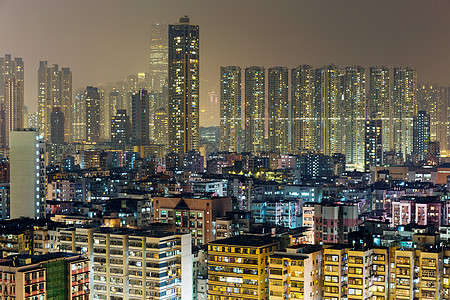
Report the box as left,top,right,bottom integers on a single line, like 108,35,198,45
1,0,450,126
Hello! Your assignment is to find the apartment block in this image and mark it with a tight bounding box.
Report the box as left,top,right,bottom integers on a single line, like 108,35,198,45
269,245,323,299
207,235,280,300
0,253,89,300
153,196,232,245
59,226,192,300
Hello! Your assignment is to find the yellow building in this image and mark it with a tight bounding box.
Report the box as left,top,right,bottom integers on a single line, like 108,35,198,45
416,249,442,300
347,248,373,299
443,250,450,299
389,247,414,299
323,245,389,300
207,235,280,300
323,245,348,299
268,245,322,300
371,248,388,300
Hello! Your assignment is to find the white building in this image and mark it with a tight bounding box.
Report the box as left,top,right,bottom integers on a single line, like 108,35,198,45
59,226,193,300
9,129,46,219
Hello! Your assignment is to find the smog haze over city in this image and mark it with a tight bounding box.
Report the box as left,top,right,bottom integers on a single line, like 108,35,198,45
1,0,449,126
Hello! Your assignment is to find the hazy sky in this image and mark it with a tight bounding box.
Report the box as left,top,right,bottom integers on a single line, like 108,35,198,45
1,0,449,126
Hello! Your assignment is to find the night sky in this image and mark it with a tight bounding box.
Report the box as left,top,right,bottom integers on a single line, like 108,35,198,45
1,0,449,126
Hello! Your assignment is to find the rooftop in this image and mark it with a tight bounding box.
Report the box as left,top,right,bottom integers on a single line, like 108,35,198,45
209,235,279,247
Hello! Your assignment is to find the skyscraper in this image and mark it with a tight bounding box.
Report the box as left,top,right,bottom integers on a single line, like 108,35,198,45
0,55,23,105
365,119,383,171
0,55,24,147
9,129,46,219
149,23,168,93
220,66,242,152
268,66,289,154
72,89,86,142
131,90,149,146
245,66,265,153
168,16,199,154
320,65,344,157
154,107,168,146
4,77,24,135
50,107,65,144
343,66,366,171
85,86,101,143
417,83,447,150
368,67,390,153
413,110,430,161
111,109,130,149
291,65,320,152
37,62,72,142
392,67,417,159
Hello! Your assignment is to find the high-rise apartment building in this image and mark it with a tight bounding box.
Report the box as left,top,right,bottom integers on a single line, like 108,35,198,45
37,62,72,142
418,83,448,151
168,16,199,154
365,119,383,171
131,90,149,146
111,109,130,148
0,55,24,147
368,67,391,153
72,89,86,142
343,66,366,171
413,110,431,161
85,86,101,143
3,78,24,142
268,67,289,154
291,65,320,152
0,54,24,105
320,65,344,157
9,129,46,219
392,67,417,159
207,235,279,300
50,107,65,144
154,107,168,146
149,23,168,92
245,66,266,153
220,66,242,152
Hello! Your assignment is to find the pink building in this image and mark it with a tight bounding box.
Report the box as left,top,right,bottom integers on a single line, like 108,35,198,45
277,154,297,170
314,203,360,244
47,179,76,201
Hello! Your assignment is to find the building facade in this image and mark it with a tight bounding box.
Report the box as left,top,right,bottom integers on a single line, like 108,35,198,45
168,16,199,154
9,129,46,219
220,66,242,153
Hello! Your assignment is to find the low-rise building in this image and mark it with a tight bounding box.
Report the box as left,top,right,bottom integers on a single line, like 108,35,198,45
207,235,280,300
153,195,232,245
0,252,89,300
269,245,323,299
59,226,192,300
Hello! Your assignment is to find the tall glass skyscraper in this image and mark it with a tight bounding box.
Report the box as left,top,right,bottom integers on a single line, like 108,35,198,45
168,16,199,154
149,23,168,93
